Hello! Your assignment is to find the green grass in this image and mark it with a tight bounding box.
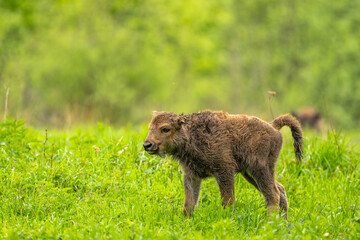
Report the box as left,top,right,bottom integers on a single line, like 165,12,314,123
1,117,359,239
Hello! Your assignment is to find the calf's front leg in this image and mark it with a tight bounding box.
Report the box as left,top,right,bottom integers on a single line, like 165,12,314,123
215,170,236,208
183,173,202,217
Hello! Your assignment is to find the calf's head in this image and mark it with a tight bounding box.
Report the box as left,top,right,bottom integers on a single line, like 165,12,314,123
143,112,183,156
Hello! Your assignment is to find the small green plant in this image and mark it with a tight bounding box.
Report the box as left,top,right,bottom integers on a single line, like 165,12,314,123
306,132,358,174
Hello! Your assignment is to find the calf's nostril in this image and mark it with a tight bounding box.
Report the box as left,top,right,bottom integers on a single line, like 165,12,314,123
143,141,153,150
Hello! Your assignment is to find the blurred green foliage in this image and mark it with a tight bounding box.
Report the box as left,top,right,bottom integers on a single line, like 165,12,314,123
0,0,359,127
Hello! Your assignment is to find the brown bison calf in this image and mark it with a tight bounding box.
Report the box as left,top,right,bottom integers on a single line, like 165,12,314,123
143,111,303,219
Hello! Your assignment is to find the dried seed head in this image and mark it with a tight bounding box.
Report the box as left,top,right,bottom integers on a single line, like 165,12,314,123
268,91,276,96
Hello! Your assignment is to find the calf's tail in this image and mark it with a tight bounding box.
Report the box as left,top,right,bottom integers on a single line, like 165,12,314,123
271,114,303,162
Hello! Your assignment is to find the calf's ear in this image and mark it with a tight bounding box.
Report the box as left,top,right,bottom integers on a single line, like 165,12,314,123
176,115,185,129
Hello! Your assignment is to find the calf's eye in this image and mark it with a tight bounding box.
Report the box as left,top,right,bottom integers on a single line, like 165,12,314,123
161,128,170,133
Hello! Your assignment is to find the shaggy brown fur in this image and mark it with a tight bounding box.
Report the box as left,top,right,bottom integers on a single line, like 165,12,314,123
292,107,321,132
143,110,303,219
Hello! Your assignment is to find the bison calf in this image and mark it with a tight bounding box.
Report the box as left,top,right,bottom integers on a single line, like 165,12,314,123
143,111,303,219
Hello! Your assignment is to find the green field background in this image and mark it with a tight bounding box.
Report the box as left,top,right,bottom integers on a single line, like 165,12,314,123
0,118,359,239
1,0,360,239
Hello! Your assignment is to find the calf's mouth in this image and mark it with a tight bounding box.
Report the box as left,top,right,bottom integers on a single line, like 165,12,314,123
145,149,158,155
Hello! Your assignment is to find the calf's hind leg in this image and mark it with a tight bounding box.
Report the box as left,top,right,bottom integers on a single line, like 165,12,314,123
249,165,280,216
276,181,288,219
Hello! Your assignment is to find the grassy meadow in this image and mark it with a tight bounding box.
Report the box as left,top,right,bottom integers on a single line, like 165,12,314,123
1,117,359,239
1,1,360,239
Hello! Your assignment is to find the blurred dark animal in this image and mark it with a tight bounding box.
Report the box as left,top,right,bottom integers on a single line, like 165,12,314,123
143,110,303,219
291,107,321,132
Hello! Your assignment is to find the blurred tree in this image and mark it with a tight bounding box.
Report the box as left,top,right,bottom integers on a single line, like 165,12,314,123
0,0,359,128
